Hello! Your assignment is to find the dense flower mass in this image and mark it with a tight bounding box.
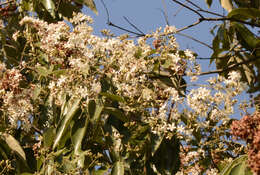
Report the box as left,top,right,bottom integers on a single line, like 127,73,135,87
231,113,260,174
0,12,250,174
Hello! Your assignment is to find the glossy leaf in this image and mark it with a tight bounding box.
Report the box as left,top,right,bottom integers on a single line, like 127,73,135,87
103,107,128,122
90,99,104,123
150,132,165,157
228,8,260,20
32,85,42,100
230,160,253,175
40,0,56,18
100,92,125,103
43,127,55,148
75,0,98,14
220,155,253,175
53,98,81,149
1,132,26,162
112,161,124,175
235,53,255,85
205,0,213,7
71,117,89,168
36,66,53,77
233,23,260,51
152,136,180,175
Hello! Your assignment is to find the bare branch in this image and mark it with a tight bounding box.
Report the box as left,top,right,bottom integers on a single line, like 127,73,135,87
123,16,145,35
161,0,169,25
203,17,260,28
176,32,213,49
176,19,202,32
100,0,110,24
185,0,224,17
198,57,260,76
107,22,145,36
157,8,170,26
100,0,144,37
171,0,204,18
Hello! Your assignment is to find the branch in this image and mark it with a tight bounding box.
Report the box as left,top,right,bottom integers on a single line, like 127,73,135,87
107,22,145,36
176,32,213,49
171,0,204,18
176,19,202,32
202,17,260,28
185,0,224,17
100,0,110,24
161,0,169,25
197,57,260,76
100,0,145,37
123,16,145,35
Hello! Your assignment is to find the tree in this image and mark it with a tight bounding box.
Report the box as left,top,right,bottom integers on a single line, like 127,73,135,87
0,0,259,174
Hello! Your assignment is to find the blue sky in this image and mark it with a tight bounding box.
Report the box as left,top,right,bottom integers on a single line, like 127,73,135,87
83,0,252,117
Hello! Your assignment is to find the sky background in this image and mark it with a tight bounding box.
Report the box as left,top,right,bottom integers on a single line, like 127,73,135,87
83,0,252,118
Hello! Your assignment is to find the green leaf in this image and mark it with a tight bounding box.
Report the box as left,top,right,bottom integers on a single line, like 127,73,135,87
41,0,56,18
58,1,82,19
100,92,125,102
220,0,233,12
1,133,26,162
150,132,165,157
53,98,81,149
36,66,53,77
93,167,110,175
233,23,260,51
112,161,124,175
90,99,104,123
228,8,260,20
43,127,56,148
205,0,213,7
71,117,89,168
152,136,180,175
230,160,253,175
32,85,42,100
74,0,98,15
103,107,128,122
220,155,252,175
235,53,255,85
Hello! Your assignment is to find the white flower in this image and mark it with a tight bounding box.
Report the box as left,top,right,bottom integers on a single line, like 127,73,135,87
185,49,195,61
206,168,218,175
57,75,67,87
164,25,176,34
190,76,198,82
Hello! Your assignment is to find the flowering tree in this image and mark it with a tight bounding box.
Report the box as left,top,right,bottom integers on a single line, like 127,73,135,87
0,0,259,174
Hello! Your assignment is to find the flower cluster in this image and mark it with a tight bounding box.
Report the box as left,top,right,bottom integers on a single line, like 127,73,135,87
0,12,249,174
0,63,33,131
231,113,260,174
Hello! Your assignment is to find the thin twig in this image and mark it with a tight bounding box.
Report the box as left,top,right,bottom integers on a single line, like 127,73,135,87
108,22,145,36
176,32,213,49
173,3,185,17
203,17,260,27
32,125,43,136
198,9,225,17
100,0,110,24
157,8,169,26
186,0,224,17
176,19,202,32
198,57,260,76
161,0,169,25
100,0,144,37
171,0,204,18
123,16,145,35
